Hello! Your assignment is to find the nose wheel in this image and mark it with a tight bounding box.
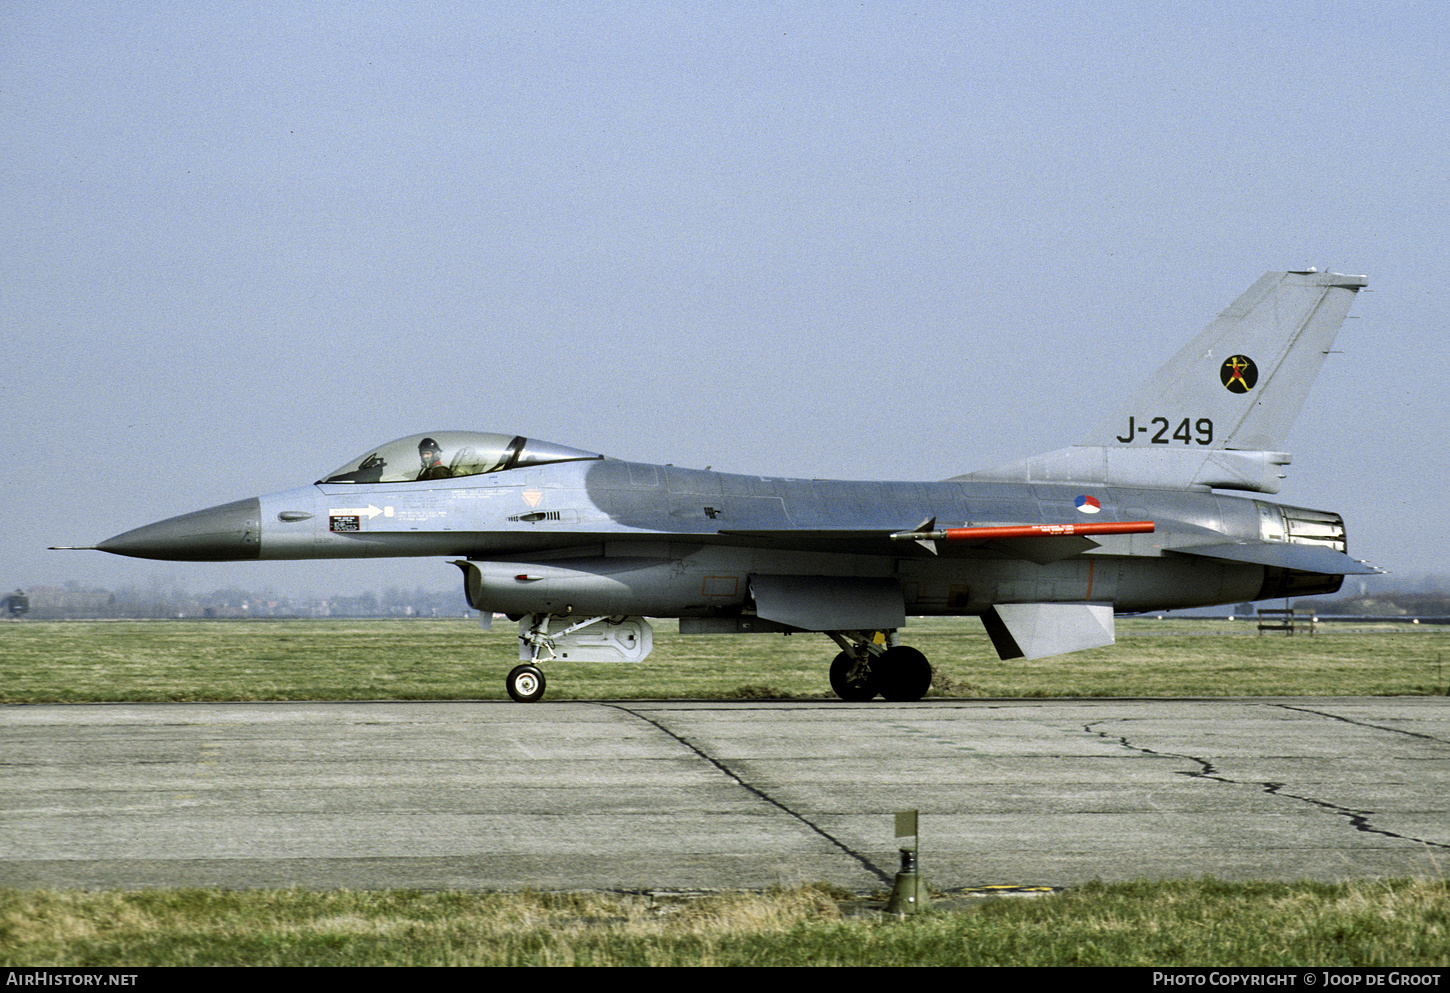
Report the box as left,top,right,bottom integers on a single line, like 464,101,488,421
506,663,546,703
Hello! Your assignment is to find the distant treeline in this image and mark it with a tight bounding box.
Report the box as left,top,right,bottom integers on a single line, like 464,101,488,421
1295,592,1450,617
10,581,473,620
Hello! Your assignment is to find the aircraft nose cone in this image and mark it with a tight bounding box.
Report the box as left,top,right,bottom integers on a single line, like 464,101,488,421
97,497,262,561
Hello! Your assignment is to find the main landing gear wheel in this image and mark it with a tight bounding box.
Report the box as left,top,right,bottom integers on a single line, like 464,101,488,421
506,663,546,703
875,646,933,702
830,651,878,702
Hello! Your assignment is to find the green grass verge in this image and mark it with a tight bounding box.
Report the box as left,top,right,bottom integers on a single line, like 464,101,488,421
3,879,1447,966
1,617,1446,703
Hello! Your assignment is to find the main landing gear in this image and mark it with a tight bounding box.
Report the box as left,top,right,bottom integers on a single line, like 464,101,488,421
826,630,933,702
500,615,933,704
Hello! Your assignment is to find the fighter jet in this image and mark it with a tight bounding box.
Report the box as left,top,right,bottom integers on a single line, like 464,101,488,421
68,269,1379,702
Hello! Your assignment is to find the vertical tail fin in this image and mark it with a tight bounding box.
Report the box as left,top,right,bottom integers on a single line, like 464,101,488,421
1082,269,1368,452
960,269,1368,493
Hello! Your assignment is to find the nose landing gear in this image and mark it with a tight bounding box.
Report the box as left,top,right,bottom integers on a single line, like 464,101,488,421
504,612,655,702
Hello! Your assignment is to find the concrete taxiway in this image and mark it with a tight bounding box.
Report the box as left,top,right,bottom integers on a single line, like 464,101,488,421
2,698,1446,891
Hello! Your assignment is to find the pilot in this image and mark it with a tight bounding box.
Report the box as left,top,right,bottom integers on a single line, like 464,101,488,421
416,438,453,480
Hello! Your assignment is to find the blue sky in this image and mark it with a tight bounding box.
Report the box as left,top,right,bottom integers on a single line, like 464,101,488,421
3,1,1446,596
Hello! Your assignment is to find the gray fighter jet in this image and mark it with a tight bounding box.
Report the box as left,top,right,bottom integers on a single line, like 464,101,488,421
71,269,1380,702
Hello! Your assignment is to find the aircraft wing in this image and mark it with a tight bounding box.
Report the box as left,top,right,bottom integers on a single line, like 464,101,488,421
714,528,1100,563
717,520,1155,564
311,524,1112,563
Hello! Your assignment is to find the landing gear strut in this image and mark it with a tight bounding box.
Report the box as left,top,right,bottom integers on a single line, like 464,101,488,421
508,613,562,703
825,631,933,702
829,650,877,701
507,612,653,702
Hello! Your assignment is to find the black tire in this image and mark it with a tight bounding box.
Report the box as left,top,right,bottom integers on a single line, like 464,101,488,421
829,650,877,701
875,646,933,702
506,663,547,703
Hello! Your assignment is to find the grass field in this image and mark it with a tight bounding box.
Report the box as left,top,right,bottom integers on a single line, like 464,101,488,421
0,616,1445,703
4,880,1448,966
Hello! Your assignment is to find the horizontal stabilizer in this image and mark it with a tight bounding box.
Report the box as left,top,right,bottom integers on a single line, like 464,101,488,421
981,603,1116,660
750,574,905,631
1167,542,1382,575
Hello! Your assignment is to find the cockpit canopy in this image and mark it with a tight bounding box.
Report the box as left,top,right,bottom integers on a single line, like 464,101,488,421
321,432,602,484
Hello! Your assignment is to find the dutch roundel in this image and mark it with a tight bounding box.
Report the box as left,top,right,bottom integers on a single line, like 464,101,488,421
1075,494,1102,514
